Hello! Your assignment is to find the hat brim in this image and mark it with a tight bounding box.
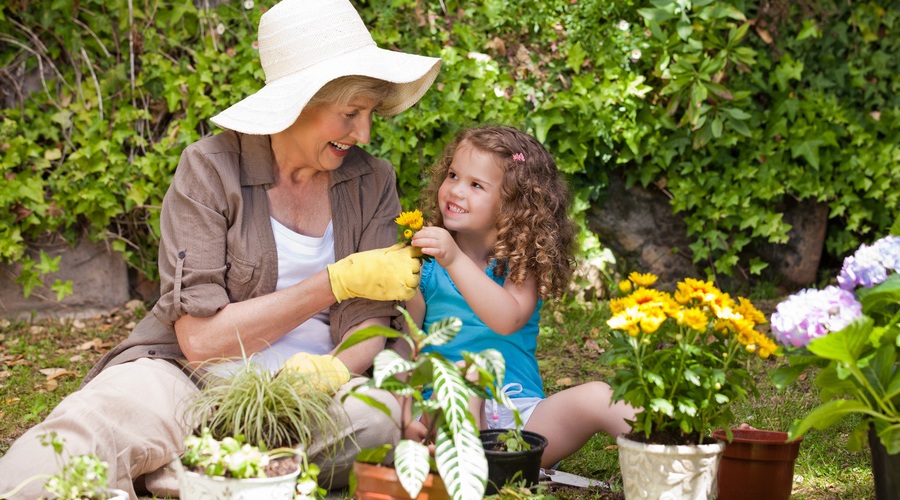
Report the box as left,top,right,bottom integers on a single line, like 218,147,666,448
210,45,441,135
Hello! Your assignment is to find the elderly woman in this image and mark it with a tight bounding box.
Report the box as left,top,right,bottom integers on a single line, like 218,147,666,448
0,0,440,497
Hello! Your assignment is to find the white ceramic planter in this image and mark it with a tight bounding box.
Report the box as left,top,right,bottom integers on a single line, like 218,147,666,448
617,434,725,500
171,458,299,500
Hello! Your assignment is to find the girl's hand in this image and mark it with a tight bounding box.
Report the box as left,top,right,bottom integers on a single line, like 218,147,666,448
411,227,459,267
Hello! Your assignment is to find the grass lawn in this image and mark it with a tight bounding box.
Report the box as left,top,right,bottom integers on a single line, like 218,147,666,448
0,297,878,499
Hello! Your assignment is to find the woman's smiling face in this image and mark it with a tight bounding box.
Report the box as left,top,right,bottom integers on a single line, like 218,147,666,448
438,140,504,237
278,95,378,171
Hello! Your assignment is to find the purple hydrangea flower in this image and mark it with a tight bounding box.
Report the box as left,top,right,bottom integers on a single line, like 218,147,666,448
873,235,900,272
770,286,863,347
837,235,900,290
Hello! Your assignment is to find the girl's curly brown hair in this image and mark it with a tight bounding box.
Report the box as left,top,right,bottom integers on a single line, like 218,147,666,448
421,125,576,300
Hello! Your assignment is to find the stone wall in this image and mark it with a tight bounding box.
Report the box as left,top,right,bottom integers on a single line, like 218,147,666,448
0,237,132,321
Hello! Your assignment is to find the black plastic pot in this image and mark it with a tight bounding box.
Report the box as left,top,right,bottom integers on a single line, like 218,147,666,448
869,427,900,500
480,429,548,495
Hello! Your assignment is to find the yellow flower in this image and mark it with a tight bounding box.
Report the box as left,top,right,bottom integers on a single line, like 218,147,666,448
628,272,658,287
735,297,767,324
638,308,666,334
609,296,635,314
618,279,633,293
608,306,642,337
403,229,413,239
677,308,708,331
673,278,718,305
395,209,424,230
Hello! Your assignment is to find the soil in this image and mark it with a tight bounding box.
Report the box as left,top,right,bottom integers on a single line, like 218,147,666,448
185,455,299,478
623,431,719,446
543,483,625,499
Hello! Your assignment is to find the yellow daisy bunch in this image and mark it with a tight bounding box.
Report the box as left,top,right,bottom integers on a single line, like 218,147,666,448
395,209,424,242
601,272,781,442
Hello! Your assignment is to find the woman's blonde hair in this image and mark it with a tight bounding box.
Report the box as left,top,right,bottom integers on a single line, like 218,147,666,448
421,125,576,300
307,75,396,110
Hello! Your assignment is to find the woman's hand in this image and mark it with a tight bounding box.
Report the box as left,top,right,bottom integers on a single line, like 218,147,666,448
327,243,421,302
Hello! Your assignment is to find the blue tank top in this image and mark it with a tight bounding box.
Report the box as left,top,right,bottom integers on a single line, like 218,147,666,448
420,259,545,399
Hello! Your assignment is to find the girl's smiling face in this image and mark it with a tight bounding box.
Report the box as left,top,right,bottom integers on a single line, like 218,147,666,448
438,140,504,237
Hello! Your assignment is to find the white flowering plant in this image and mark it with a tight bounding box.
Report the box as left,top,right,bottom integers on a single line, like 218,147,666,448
771,229,900,454
180,427,326,498
0,432,116,500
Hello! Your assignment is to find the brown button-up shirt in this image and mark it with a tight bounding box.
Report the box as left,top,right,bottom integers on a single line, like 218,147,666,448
84,130,402,384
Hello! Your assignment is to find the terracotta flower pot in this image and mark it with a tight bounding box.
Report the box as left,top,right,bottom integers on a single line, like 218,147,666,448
617,433,724,500
353,461,450,500
480,429,548,495
711,428,802,500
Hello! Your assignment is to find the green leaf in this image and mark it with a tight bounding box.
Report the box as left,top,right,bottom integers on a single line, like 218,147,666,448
371,350,417,386
394,439,430,499
676,20,692,41
649,398,674,416
355,444,392,464
434,422,486,500
423,317,462,347
806,317,874,364
336,325,400,353
566,42,586,74
51,279,73,301
796,20,821,41
788,399,871,441
431,357,472,432
790,139,824,170
637,7,677,24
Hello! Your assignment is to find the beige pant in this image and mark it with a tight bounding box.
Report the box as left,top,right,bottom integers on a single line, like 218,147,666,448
0,358,399,499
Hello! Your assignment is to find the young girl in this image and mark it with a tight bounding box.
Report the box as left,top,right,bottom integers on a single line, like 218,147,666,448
406,125,636,468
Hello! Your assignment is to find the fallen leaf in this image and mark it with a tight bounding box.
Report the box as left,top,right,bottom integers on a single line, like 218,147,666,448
0,370,10,379
755,27,773,44
798,372,807,381
584,339,605,354
4,397,20,404
604,445,618,450
555,377,573,387
39,368,77,380
69,354,84,363
77,339,104,351
46,379,59,391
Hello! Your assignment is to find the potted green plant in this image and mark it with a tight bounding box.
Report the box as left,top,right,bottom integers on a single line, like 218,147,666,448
339,307,517,500
171,427,324,500
600,271,780,499
0,432,128,499
770,230,900,500
479,428,548,495
172,351,340,499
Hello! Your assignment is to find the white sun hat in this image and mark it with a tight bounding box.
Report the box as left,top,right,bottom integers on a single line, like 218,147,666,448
210,0,442,135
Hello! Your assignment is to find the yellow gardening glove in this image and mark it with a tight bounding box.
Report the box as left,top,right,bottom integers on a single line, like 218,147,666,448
281,353,350,395
326,243,421,303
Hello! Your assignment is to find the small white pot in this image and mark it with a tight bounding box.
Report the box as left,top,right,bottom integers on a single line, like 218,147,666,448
617,434,725,500
171,458,299,500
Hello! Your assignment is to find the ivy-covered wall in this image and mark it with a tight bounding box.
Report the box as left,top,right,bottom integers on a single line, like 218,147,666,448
0,0,897,298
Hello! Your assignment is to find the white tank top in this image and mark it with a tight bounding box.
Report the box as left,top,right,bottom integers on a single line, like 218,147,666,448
211,218,335,374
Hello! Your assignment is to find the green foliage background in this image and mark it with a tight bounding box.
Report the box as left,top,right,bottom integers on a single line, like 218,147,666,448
0,0,897,297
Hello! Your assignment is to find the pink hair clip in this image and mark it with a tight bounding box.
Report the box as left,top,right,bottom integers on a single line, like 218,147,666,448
512,153,525,162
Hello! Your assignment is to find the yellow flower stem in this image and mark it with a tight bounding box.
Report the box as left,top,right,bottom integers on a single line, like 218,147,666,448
664,326,692,412
629,333,657,433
